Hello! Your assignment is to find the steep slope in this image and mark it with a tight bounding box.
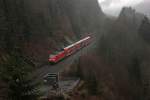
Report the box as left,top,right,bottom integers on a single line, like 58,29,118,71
0,0,105,99
118,7,144,31
74,7,149,100
0,0,76,63
0,0,104,64
62,0,105,36
22,0,76,62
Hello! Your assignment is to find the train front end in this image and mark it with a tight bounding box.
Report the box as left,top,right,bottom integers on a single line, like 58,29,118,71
49,55,57,63
49,51,66,64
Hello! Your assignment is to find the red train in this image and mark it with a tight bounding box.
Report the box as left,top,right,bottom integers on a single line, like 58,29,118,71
49,36,91,63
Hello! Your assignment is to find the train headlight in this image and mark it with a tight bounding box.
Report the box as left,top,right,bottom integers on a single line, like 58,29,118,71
49,58,55,61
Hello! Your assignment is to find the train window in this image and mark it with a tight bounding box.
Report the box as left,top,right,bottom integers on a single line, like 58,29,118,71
49,51,59,57
49,54,55,58
54,51,59,54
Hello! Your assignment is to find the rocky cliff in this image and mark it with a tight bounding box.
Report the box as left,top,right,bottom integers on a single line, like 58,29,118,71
62,0,104,36
118,7,145,31
0,0,104,64
74,7,150,100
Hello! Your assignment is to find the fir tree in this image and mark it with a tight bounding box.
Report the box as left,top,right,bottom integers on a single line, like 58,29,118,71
0,53,40,100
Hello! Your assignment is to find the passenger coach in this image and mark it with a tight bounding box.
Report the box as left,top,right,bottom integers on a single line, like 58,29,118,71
49,36,91,63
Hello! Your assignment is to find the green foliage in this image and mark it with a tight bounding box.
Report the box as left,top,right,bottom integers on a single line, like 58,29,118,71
0,53,40,100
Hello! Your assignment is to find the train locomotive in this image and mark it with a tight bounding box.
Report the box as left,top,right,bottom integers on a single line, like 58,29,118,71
49,36,91,63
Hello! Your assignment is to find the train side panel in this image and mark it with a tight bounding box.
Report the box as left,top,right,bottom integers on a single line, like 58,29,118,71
49,51,65,63
64,45,76,56
55,51,66,62
49,36,92,63
64,36,91,57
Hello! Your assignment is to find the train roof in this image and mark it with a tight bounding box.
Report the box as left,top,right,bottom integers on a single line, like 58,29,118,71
64,36,90,49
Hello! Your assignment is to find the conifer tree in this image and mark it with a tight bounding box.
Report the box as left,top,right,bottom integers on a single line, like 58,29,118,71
0,53,40,100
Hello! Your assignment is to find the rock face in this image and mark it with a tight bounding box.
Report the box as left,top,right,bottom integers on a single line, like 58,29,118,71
118,7,145,31
75,7,150,100
0,0,104,63
62,0,104,36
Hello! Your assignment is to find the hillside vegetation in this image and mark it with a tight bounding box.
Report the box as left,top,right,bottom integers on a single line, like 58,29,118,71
1,0,150,100
73,7,150,100
0,0,104,64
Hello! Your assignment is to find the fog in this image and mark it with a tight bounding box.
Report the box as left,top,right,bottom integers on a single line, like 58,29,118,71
98,0,144,16
1,0,150,99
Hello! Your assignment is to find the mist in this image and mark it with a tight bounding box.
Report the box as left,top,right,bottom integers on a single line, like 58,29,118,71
98,0,144,16
0,0,150,100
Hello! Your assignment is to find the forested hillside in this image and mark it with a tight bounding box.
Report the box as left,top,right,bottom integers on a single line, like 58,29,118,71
72,7,150,100
0,0,104,99
1,0,150,100
0,0,104,64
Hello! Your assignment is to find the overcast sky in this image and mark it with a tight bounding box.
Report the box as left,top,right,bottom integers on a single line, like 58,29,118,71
98,0,144,16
